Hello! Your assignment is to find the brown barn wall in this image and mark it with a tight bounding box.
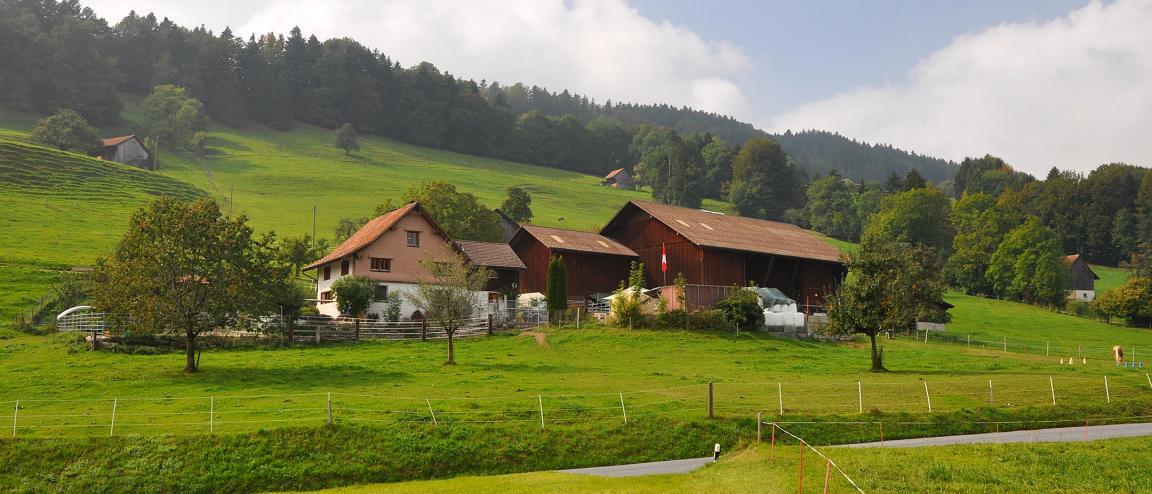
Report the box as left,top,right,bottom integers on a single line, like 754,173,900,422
511,237,552,295
511,236,634,299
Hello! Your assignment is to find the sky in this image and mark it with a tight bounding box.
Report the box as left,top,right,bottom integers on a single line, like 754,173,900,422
81,0,1151,175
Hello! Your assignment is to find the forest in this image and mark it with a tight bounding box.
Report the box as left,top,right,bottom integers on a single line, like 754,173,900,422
0,0,954,185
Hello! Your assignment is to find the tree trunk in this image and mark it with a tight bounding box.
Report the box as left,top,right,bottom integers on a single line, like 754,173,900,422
184,331,198,373
354,318,360,341
446,330,456,365
869,332,886,372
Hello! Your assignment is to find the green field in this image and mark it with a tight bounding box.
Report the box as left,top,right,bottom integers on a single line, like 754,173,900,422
313,436,1152,494
1092,264,1129,296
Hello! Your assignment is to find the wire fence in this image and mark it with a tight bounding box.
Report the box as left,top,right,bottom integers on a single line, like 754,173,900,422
764,422,866,493
5,374,1151,439
897,329,1150,364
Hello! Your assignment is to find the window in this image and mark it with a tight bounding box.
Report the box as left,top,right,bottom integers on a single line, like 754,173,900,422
406,231,420,247
375,284,389,300
340,260,350,276
323,266,331,280
320,291,333,303
370,257,391,272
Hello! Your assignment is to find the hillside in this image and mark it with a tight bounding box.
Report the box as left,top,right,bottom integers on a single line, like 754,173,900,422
0,108,727,325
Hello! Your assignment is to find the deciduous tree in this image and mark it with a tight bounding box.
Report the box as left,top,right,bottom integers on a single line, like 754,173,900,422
986,217,1066,306
501,186,533,223
331,275,376,340
31,109,101,152
91,198,278,372
333,122,359,156
143,84,207,150
404,249,490,364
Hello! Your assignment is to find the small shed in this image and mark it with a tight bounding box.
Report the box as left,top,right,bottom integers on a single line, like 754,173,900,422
1064,254,1100,301
454,240,526,299
92,135,152,169
601,168,634,189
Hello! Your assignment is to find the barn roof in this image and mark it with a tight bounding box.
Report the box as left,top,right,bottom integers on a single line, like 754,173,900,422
305,202,437,270
1064,254,1100,280
514,225,638,257
603,200,843,263
101,135,137,147
604,168,627,180
454,240,526,270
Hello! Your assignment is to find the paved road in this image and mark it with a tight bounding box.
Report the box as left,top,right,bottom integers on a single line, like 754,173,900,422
559,457,715,477
841,422,1152,448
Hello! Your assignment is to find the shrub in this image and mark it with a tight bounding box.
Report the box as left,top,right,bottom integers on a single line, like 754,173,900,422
714,287,763,331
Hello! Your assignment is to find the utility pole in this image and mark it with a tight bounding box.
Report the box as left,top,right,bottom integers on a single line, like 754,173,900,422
312,205,317,248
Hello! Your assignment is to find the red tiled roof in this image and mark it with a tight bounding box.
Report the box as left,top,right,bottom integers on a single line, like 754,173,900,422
454,240,526,270
305,203,419,270
101,135,136,147
1064,254,1080,264
604,200,842,263
604,168,626,180
517,225,638,257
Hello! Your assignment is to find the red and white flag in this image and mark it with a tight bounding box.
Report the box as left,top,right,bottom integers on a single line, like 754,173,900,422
661,243,668,273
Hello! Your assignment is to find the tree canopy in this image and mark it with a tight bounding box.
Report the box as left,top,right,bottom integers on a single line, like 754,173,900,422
729,138,805,221
861,186,954,255
30,109,101,152
501,186,533,223
986,217,1066,306
91,197,282,372
143,84,207,149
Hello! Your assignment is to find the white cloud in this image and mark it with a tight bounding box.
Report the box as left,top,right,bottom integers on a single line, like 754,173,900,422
232,0,752,118
769,0,1152,176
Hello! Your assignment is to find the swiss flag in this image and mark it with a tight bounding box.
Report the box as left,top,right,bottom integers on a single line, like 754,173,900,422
661,243,668,273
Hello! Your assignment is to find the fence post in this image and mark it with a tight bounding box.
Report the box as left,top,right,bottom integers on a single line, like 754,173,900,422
1049,377,1056,405
778,382,784,415
421,319,428,342
797,442,805,494
210,396,215,433
1003,336,1007,352
924,329,928,343
538,395,545,429
619,393,628,424
757,412,762,442
707,382,714,419
11,400,17,438
770,423,776,461
315,324,321,344
426,399,438,425
327,392,333,424
1146,373,1151,390
989,380,994,405
576,308,581,329
109,398,117,436
487,314,493,336
857,381,863,414
1104,376,1111,404
823,459,832,494
1078,345,1082,359
924,381,932,413
967,334,970,348
1046,341,1050,356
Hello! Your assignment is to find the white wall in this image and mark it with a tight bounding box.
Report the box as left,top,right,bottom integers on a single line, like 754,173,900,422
1068,290,1095,302
317,280,489,320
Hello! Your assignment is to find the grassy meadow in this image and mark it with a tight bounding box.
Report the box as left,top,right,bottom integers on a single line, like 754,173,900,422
311,436,1152,494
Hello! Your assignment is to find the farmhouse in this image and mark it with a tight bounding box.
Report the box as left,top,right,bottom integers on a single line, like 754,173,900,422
509,224,638,302
454,240,525,300
1064,254,1100,301
600,200,845,310
601,168,634,189
91,135,151,169
306,202,457,319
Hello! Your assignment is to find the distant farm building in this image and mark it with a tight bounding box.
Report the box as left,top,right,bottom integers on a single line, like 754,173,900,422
509,224,638,302
1064,254,1099,301
601,200,846,310
306,202,460,319
601,168,634,189
91,135,151,169
454,240,525,300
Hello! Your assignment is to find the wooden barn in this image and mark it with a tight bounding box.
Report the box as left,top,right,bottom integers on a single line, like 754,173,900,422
600,200,846,310
454,240,525,299
493,209,521,242
601,168,634,189
1064,254,1099,301
509,224,638,302
91,135,151,169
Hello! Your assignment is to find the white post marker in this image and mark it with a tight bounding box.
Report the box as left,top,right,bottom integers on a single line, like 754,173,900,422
11,400,18,438
924,381,932,413
619,393,628,424
713,443,721,461
1049,377,1056,405
857,381,863,414
1105,376,1111,404
109,398,118,437
538,395,545,429
777,382,784,415
426,399,438,426
924,330,928,344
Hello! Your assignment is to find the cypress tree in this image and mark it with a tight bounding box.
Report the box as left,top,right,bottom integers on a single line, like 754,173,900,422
546,255,567,319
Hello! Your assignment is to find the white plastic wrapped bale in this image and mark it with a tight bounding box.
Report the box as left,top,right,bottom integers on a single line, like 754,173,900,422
791,312,806,327
763,311,781,327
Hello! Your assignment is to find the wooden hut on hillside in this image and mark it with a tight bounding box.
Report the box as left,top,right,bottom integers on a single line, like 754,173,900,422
601,168,634,189
91,135,151,169
1064,254,1100,301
